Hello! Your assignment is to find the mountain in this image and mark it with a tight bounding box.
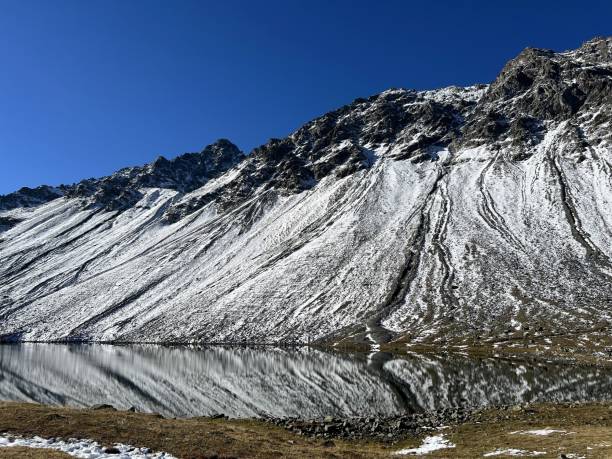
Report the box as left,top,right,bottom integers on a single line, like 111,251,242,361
0,37,611,344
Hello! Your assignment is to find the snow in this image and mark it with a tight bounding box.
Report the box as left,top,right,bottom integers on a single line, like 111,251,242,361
483,449,546,457
393,434,455,455
419,84,488,104
511,429,570,436
0,434,175,458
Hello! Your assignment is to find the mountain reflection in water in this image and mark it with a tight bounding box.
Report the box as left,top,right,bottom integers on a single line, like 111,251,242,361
0,344,609,418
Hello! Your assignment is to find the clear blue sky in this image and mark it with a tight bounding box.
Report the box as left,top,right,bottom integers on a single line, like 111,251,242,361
1,0,610,194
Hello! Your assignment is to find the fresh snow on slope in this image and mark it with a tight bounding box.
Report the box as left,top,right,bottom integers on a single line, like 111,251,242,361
0,38,611,344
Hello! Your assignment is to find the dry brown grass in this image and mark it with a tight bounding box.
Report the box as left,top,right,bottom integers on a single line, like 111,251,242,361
1,402,612,458
425,403,612,458
0,402,392,458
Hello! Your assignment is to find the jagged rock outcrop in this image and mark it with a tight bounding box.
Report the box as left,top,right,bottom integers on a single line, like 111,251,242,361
459,38,612,155
0,185,66,212
65,138,245,211
0,139,244,216
0,38,611,344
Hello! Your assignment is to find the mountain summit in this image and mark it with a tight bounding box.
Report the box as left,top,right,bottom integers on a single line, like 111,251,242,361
1,38,611,345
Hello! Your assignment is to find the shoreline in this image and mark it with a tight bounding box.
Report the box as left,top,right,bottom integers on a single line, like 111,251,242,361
2,335,612,369
2,401,612,458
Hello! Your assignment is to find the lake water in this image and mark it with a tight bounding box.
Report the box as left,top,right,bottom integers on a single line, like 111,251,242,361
0,344,610,419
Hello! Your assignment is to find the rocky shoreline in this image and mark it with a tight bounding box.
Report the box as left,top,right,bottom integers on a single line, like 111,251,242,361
263,406,477,443
263,402,571,443
87,401,596,444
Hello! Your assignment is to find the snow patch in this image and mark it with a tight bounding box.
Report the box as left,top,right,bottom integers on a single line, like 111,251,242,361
511,429,569,436
393,434,455,455
483,449,546,457
0,434,175,458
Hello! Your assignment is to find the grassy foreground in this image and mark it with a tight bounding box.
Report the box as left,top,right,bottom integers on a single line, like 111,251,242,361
1,402,612,458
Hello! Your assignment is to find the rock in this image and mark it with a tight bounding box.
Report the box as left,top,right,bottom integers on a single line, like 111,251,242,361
322,440,335,448
0,186,65,212
103,447,121,454
263,407,479,442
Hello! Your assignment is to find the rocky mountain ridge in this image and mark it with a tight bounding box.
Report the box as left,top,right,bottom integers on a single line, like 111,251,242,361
0,37,611,344
0,139,244,213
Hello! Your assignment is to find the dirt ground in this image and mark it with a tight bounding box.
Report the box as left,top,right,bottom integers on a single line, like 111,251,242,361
1,402,612,458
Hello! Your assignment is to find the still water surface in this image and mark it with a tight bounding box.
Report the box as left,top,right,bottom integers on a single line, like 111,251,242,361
0,344,610,418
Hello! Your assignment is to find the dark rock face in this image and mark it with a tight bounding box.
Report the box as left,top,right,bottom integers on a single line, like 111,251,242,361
90,403,117,411
66,139,245,211
0,216,23,233
460,37,612,151
0,139,245,214
0,185,65,211
161,37,612,220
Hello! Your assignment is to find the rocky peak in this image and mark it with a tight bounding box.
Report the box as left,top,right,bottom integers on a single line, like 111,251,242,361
202,138,244,164
0,140,245,214
458,38,612,152
136,138,244,192
67,139,245,210
569,36,612,64
0,185,65,212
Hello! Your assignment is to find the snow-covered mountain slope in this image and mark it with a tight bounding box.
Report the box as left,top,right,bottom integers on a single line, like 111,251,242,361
1,37,611,344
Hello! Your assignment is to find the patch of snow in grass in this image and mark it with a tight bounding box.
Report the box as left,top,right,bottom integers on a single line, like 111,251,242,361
483,449,546,457
511,428,569,436
393,434,455,455
0,434,176,458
